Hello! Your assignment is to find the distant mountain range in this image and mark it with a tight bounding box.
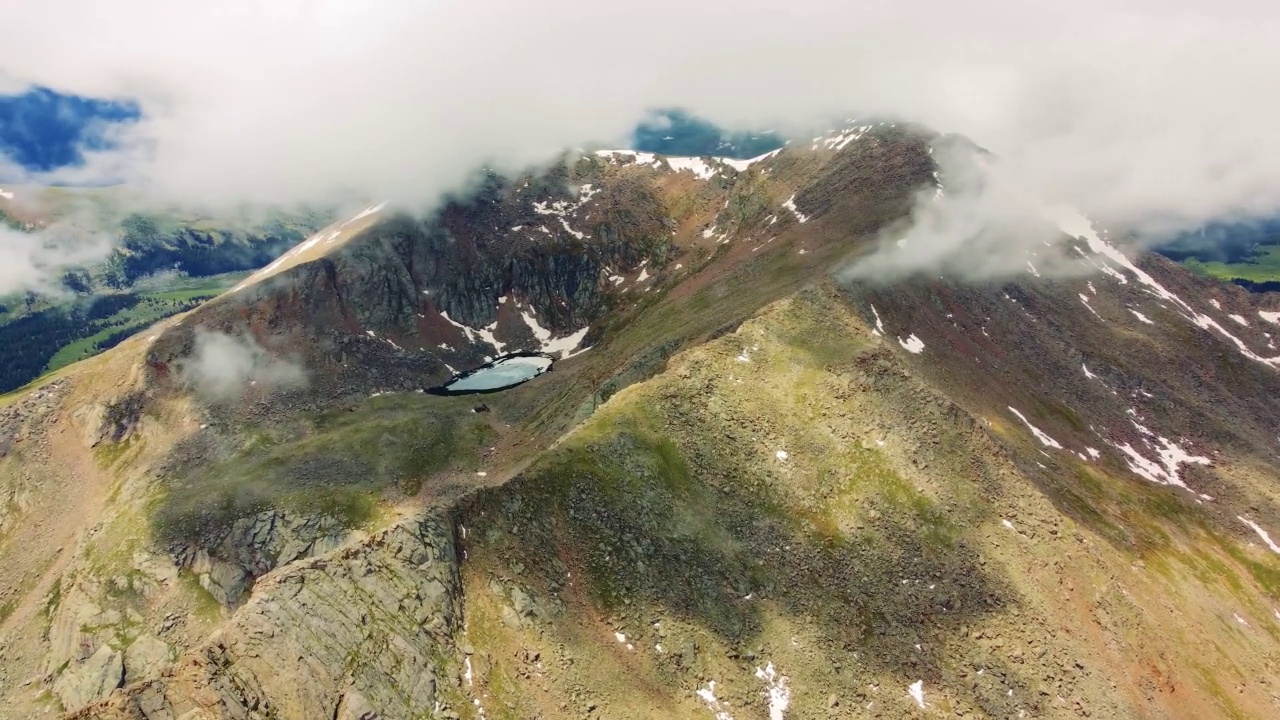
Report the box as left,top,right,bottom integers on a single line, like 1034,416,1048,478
631,108,785,159
0,85,139,178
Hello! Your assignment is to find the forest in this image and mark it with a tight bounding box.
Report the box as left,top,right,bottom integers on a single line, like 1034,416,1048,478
0,291,212,393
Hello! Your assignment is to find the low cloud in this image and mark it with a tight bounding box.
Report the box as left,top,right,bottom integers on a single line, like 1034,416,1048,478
842,139,1093,283
0,1,1278,241
181,331,306,401
0,223,116,296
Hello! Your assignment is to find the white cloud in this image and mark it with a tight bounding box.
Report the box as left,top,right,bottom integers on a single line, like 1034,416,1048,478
0,223,116,295
0,0,1277,237
180,331,306,400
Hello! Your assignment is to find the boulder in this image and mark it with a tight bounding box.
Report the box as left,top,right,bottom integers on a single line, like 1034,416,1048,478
124,635,174,682
53,643,123,712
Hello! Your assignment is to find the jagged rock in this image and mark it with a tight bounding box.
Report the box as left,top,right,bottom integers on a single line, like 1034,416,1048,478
176,510,352,606
510,586,534,617
84,515,460,719
124,635,174,683
53,644,123,712
198,559,248,606
132,551,180,588
45,583,124,677
336,690,379,720
501,605,523,629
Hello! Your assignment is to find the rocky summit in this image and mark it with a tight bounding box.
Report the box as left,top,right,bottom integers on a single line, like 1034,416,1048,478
2,121,1280,720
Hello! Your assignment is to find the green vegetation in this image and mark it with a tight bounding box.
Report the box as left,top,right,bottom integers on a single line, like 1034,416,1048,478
99,210,323,288
0,194,332,391
1183,245,1280,284
0,287,223,393
151,394,490,545
179,569,224,622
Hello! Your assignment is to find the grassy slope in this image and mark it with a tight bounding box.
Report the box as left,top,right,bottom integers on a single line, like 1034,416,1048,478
449,284,1280,720
1182,245,1280,284
149,392,498,547
43,288,220,373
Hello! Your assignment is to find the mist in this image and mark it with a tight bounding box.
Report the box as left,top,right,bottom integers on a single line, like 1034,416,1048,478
180,331,307,401
0,223,115,296
842,139,1101,283
2,0,1279,241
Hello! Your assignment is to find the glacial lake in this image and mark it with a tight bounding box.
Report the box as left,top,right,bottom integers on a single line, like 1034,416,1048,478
433,354,553,394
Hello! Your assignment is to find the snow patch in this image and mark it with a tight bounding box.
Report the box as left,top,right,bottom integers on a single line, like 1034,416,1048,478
908,680,926,708
816,125,870,151
1079,294,1103,320
754,663,791,720
869,305,886,336
1008,407,1063,449
898,334,925,354
1113,435,1209,490
1238,516,1280,554
776,450,789,461
718,148,781,172
519,309,552,343
1229,313,1249,326
1130,310,1154,325
475,322,505,354
343,202,386,226
543,325,591,359
665,156,719,180
1260,311,1280,325
697,681,735,720
594,149,661,169
0,188,14,200
782,195,809,223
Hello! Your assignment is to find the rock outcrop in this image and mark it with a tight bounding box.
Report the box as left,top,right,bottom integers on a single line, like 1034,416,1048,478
53,644,123,713
173,510,352,606
75,514,462,720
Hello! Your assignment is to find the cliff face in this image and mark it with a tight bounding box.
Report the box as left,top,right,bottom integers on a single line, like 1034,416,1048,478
138,126,937,407
69,515,462,720
142,159,690,404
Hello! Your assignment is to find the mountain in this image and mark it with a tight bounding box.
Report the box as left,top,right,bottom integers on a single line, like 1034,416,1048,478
2,122,1280,720
0,187,333,393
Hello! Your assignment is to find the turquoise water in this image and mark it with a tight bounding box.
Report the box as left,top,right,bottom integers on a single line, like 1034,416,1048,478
442,355,553,393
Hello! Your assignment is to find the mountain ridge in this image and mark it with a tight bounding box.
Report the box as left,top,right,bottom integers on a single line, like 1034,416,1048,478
2,121,1279,719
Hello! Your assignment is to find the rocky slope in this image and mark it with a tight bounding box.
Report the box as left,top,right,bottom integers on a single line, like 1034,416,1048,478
2,121,1279,719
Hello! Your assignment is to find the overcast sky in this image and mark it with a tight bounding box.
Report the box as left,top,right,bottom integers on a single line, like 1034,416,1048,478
2,0,1279,236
